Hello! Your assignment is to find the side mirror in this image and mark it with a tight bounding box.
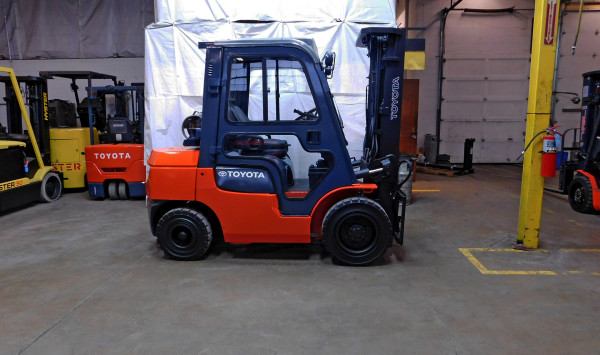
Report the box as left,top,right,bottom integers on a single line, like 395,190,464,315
182,110,202,146
321,51,336,79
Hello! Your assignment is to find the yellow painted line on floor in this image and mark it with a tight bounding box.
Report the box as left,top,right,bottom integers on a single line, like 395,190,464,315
458,248,600,276
561,248,600,253
459,248,557,275
413,189,440,192
543,208,556,214
568,219,584,227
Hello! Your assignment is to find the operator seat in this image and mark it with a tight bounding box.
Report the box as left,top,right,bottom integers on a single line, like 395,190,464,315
229,105,250,122
227,106,295,188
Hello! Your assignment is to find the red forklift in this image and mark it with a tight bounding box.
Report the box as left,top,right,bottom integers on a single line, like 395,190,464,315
559,70,600,213
84,84,145,199
146,28,424,265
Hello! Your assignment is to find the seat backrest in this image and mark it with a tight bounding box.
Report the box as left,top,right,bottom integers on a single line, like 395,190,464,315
229,105,250,122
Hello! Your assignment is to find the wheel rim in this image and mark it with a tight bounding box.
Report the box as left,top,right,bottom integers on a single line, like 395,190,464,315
573,186,584,205
167,218,198,251
570,182,586,208
45,176,60,199
335,214,377,255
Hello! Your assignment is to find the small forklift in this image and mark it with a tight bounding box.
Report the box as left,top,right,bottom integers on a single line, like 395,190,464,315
84,84,146,199
146,28,424,265
0,67,62,212
559,70,600,213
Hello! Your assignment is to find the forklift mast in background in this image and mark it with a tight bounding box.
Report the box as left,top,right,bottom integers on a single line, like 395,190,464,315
579,70,600,175
39,71,118,143
85,84,145,144
0,76,50,165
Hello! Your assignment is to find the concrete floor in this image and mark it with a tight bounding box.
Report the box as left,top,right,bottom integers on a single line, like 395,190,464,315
1,165,599,354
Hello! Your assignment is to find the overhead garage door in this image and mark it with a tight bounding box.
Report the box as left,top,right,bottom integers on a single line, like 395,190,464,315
440,10,534,163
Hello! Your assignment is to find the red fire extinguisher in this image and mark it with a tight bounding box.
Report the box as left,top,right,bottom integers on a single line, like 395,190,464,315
541,131,557,178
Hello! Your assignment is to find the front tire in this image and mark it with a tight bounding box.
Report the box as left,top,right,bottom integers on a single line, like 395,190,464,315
322,197,392,266
39,172,62,203
568,175,596,213
156,208,213,260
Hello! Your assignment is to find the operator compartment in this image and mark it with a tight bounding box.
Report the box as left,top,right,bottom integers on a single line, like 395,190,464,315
146,146,199,200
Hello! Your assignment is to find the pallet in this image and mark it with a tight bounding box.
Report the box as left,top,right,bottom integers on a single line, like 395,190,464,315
416,166,457,176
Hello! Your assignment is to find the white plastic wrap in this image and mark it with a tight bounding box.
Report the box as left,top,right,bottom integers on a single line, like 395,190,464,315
145,0,397,160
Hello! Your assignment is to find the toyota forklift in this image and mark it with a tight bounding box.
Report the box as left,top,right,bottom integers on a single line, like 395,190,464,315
559,70,600,213
146,28,424,265
0,67,62,212
84,84,146,200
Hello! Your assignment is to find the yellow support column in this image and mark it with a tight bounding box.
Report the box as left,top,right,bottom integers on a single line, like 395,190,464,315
517,0,560,248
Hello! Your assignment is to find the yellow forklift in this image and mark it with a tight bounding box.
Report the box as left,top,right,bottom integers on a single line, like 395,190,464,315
0,67,62,212
39,71,117,188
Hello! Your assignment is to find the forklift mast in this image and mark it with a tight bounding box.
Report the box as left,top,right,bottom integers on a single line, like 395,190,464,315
0,76,50,165
356,28,423,239
85,84,145,144
580,70,600,175
358,28,407,162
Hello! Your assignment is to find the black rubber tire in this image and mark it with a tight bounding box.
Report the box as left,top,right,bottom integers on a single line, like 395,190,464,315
568,176,596,213
118,182,128,200
156,207,213,260
108,182,118,200
39,172,62,203
322,197,392,266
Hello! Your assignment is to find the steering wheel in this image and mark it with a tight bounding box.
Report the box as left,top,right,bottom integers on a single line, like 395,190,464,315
294,108,318,121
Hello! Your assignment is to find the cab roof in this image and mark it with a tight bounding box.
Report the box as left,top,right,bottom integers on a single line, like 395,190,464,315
198,38,321,63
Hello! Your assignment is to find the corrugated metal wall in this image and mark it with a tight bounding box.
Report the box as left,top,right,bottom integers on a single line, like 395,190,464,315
0,0,154,59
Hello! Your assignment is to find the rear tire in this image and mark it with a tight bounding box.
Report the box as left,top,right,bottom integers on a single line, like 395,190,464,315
568,175,596,213
39,172,62,203
108,182,118,200
118,182,128,200
156,207,213,260
322,197,392,266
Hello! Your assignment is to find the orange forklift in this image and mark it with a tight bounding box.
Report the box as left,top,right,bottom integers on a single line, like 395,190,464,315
146,28,424,265
85,84,145,199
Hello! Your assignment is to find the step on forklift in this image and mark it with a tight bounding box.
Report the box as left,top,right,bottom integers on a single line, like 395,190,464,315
39,71,118,189
559,70,600,213
146,28,424,265
0,67,62,212
84,84,146,200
